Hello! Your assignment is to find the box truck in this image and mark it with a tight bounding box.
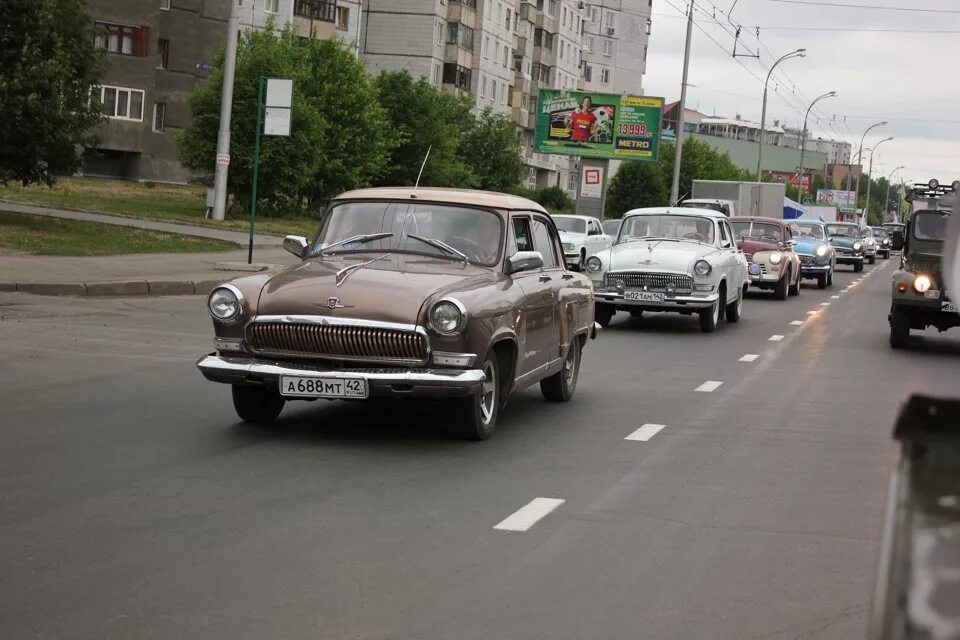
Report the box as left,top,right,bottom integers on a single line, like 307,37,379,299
681,180,786,218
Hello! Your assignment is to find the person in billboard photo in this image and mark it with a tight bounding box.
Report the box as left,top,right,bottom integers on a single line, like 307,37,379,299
564,96,598,146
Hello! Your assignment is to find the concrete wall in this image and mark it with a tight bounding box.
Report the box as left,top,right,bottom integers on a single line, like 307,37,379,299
689,133,830,177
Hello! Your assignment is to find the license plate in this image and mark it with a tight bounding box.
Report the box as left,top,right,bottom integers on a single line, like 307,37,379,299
943,303,959,314
279,376,368,398
925,289,941,299
624,291,664,302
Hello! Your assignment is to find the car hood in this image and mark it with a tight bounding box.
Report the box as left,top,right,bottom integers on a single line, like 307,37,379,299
738,238,780,255
829,236,860,249
794,236,827,255
557,229,587,243
606,239,718,273
254,253,496,325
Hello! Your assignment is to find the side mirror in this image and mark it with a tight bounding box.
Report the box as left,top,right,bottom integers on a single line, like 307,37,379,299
784,239,797,248
507,251,544,274
721,239,732,249
828,237,834,244
283,235,309,259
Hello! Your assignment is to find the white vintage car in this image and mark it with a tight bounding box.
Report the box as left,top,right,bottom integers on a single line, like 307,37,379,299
552,214,612,270
586,207,749,333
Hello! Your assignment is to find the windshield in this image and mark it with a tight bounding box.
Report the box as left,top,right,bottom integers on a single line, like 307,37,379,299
871,228,889,239
731,221,784,243
311,201,503,266
619,214,715,244
795,223,825,240
553,217,587,234
826,225,860,238
602,219,621,236
913,211,949,241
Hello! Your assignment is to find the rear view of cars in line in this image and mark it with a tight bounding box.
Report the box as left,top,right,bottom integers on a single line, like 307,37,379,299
586,207,748,333
551,214,611,271
730,216,802,300
826,222,866,272
794,219,836,289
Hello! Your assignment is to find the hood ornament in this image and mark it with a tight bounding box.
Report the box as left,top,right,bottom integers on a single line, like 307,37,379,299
321,296,354,309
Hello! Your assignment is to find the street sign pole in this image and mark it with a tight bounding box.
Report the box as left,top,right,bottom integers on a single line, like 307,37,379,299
248,77,266,264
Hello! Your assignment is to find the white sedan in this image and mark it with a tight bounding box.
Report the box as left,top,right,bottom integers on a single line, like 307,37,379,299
552,215,612,271
586,207,749,333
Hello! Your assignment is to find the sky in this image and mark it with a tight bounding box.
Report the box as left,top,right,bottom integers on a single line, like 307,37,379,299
643,0,960,185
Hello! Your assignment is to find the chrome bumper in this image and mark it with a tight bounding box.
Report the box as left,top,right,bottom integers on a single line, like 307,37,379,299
835,254,863,263
748,273,784,284
197,354,485,398
800,263,831,274
595,291,719,309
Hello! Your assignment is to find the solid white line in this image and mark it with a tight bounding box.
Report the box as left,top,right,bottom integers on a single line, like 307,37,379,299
695,380,724,392
790,320,804,326
494,497,565,532
739,354,759,362
625,423,666,442
769,334,785,341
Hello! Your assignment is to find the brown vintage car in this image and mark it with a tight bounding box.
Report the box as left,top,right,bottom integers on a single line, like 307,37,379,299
197,187,597,440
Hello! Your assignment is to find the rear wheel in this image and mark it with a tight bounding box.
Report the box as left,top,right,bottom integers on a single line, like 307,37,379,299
541,338,581,402
699,297,721,333
725,286,743,323
595,304,615,327
774,271,789,300
453,351,500,440
889,307,911,349
232,385,285,424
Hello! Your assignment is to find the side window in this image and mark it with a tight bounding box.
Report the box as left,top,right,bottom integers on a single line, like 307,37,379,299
531,217,560,268
718,221,729,246
510,216,533,255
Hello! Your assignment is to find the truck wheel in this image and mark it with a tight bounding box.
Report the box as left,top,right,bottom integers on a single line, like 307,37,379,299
774,272,789,300
789,269,801,296
889,307,911,349
698,299,720,333
453,351,500,440
541,338,581,402
232,385,285,424
595,303,615,327
817,274,827,289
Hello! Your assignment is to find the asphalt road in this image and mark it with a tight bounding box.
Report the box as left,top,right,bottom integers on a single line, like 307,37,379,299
2,257,959,640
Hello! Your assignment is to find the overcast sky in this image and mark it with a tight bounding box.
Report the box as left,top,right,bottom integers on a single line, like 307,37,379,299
643,0,960,184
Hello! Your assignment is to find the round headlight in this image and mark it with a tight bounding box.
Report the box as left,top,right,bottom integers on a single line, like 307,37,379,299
815,244,828,257
694,259,712,277
586,256,603,273
867,238,876,246
769,252,783,265
853,241,863,251
429,299,466,336
914,275,932,293
208,286,241,321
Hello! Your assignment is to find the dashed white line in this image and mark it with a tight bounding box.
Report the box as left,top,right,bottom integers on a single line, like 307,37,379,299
790,320,804,326
739,354,759,362
695,380,724,392
494,497,565,532
625,424,666,442
807,310,819,315
820,302,831,306
769,334,785,341
831,295,840,299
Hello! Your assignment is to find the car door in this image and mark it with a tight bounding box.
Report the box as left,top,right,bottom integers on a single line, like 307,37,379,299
784,224,801,284
510,214,560,377
590,217,611,253
719,219,743,300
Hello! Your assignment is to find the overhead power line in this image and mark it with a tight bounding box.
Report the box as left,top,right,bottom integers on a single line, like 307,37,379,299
650,11,960,32
767,0,960,14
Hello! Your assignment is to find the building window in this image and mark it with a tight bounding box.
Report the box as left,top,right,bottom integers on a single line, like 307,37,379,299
504,7,511,30
484,36,490,58
97,86,145,121
534,28,553,50
602,39,612,57
502,44,508,68
152,103,166,132
336,6,349,30
446,23,474,49
586,35,594,52
559,39,564,59
583,64,592,82
158,38,169,69
442,63,472,91
606,11,616,27
160,0,171,10
94,22,148,56
601,68,610,84
590,6,598,22
293,0,335,22
480,75,486,98
436,20,443,45
264,0,279,13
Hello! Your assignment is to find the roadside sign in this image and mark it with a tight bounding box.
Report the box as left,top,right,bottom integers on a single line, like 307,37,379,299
581,167,603,198
216,153,230,166
195,62,215,72
263,78,292,137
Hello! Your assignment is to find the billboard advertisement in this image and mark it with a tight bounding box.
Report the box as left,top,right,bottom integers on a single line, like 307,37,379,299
816,189,856,209
534,91,663,161
769,171,811,190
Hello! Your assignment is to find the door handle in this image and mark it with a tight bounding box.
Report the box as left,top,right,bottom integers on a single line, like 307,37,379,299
539,275,552,282
562,274,575,280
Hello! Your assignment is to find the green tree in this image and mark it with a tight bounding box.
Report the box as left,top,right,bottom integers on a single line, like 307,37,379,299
0,0,105,186
178,26,396,216
537,186,573,212
460,107,524,192
372,71,475,187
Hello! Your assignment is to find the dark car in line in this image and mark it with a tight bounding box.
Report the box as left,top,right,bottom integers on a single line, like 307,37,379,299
826,222,866,272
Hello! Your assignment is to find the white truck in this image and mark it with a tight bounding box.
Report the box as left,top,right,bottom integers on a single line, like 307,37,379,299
680,180,787,218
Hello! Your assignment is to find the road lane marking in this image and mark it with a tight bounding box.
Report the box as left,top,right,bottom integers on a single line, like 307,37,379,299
790,320,804,326
820,302,831,306
769,334,785,341
831,295,840,299
625,424,666,442
494,498,565,532
807,310,818,315
739,354,759,362
695,381,723,392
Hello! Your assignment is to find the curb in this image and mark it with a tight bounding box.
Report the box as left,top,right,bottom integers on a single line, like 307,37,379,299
0,278,227,297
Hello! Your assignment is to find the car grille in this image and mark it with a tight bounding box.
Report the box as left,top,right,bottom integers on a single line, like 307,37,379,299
246,321,429,364
799,255,814,266
907,257,942,276
605,272,693,292
836,247,852,255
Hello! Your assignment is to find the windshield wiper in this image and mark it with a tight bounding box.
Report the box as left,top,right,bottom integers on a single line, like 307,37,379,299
405,234,470,264
314,232,393,255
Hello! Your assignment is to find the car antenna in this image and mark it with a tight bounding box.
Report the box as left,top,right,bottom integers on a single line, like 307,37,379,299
670,192,688,208
411,145,432,199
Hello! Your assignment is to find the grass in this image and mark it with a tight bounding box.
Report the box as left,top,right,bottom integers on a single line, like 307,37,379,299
0,211,238,256
0,178,319,237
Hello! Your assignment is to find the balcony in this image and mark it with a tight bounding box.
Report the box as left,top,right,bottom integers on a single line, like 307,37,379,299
446,0,477,26
294,0,335,22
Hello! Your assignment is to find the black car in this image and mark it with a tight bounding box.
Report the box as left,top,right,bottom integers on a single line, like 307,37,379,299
883,222,906,251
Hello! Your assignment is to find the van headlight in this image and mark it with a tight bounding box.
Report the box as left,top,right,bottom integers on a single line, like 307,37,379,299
769,252,783,265
207,285,243,322
913,275,932,293
586,256,603,273
694,260,712,276
429,298,467,336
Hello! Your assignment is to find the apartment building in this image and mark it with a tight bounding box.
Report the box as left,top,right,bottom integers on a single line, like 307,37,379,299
581,0,651,95
782,127,852,166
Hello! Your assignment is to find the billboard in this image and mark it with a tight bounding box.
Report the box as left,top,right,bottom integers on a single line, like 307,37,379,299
769,171,812,190
816,189,856,209
534,91,663,161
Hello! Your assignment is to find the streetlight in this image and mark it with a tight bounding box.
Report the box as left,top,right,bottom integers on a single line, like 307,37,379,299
756,48,806,181
863,136,894,224
848,120,888,221
797,90,836,204
884,165,905,222
669,0,695,205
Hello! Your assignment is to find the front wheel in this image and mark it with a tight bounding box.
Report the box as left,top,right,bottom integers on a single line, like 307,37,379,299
232,385,285,424
890,307,911,349
725,286,743,323
868,255,876,265
827,270,834,287
541,338,581,402
629,309,644,318
595,303,615,328
817,274,827,289
854,261,864,273
453,351,500,440
774,272,789,300
699,298,721,333
789,269,801,296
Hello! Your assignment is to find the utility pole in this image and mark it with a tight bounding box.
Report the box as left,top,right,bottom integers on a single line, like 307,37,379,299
797,91,835,204
864,136,893,225
211,0,241,221
851,121,887,225
669,0,694,205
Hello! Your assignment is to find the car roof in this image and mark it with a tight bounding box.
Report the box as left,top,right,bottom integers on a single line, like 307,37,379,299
829,221,859,226
624,206,728,219
795,219,826,225
552,214,596,220
332,187,546,212
729,216,787,226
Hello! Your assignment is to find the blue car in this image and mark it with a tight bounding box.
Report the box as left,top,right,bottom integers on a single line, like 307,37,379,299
794,220,836,289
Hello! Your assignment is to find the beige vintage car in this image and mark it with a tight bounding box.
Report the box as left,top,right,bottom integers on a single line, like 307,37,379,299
197,187,597,440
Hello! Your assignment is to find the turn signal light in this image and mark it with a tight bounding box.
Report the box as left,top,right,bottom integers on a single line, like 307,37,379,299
897,282,908,293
